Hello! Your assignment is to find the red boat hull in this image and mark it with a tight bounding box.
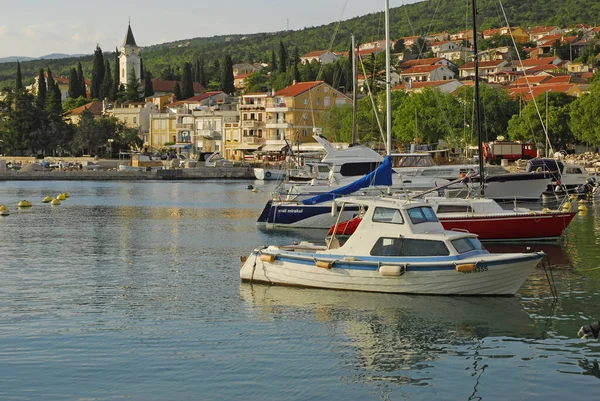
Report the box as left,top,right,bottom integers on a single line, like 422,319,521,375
329,212,576,241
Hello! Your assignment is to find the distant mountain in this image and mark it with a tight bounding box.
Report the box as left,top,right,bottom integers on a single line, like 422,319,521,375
0,53,89,64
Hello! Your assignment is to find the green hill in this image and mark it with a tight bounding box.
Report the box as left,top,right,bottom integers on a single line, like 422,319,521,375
2,0,599,90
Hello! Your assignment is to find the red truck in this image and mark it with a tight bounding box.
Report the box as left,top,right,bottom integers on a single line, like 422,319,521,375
482,141,537,164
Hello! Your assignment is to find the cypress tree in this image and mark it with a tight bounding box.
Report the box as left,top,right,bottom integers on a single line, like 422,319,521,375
45,80,63,122
220,55,235,95
91,45,105,99
144,72,154,97
15,61,23,90
199,60,207,88
37,68,47,106
69,67,79,99
181,62,194,100
46,68,55,98
140,58,144,82
100,59,112,100
173,82,182,100
271,49,277,72
278,41,287,73
194,57,201,83
77,62,86,98
111,47,119,100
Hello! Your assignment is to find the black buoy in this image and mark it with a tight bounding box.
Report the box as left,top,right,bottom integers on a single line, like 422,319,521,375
247,184,254,190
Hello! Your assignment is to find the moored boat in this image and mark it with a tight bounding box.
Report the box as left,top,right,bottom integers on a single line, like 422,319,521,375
242,196,545,295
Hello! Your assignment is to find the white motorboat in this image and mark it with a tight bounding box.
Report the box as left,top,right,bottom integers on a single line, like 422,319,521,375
524,158,597,195
253,166,286,181
242,195,545,295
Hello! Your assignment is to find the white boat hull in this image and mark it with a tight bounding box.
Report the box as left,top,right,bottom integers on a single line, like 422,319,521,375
240,249,542,295
254,167,286,181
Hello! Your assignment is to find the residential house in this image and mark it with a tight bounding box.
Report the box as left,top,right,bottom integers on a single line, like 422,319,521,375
507,83,583,101
234,73,250,91
483,26,530,44
111,101,158,146
479,47,513,62
392,79,463,93
148,112,177,151
67,101,104,125
400,57,456,70
264,81,351,149
399,65,456,83
512,56,563,73
232,63,260,76
423,31,450,42
229,92,268,159
300,50,339,65
459,60,511,80
429,41,460,57
439,47,471,62
450,30,476,43
528,26,564,43
398,36,422,49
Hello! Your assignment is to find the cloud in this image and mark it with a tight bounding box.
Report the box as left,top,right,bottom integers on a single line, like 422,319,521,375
0,25,7,37
22,25,40,38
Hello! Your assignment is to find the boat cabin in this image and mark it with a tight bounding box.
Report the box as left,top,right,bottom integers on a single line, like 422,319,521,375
327,196,487,258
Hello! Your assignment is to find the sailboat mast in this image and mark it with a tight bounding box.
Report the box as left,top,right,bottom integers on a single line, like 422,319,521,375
352,35,358,145
471,0,485,197
385,0,392,155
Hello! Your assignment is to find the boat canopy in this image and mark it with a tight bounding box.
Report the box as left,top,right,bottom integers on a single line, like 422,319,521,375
525,158,564,173
301,156,392,205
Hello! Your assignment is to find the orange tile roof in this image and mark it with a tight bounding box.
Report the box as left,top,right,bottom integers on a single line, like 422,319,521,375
275,81,323,97
401,57,443,68
460,60,506,69
392,80,454,90
69,101,103,116
513,57,559,68
401,65,445,74
301,50,329,58
508,83,576,101
512,75,550,86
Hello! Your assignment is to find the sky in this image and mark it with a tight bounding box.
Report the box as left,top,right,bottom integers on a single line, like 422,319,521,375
0,0,420,59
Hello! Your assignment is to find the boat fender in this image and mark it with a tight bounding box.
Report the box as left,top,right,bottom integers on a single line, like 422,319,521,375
265,171,272,178
456,263,476,273
379,265,406,276
260,254,275,263
315,260,333,269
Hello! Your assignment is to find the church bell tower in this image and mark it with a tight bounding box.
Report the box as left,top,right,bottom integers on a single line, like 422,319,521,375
119,22,141,87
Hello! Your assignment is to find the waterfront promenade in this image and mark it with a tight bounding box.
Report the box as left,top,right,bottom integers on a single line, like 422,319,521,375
0,156,255,180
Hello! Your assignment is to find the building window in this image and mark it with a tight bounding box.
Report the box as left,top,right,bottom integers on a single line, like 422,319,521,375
316,98,321,105
161,120,166,129
122,68,125,78
324,97,330,107
258,113,262,121
250,113,255,120
133,117,137,124
243,113,247,120
303,98,308,105
154,120,159,129
302,129,308,137
258,129,263,138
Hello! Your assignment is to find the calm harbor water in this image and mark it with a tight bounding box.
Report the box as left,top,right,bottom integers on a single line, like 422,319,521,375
0,180,599,401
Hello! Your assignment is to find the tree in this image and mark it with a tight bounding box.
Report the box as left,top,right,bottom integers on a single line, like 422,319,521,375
77,61,86,99
62,96,92,112
220,55,235,95
393,39,405,53
99,59,113,100
72,108,103,155
244,70,270,93
181,62,195,99
91,45,105,99
69,67,80,99
144,72,154,97
173,81,182,100
111,48,119,100
125,66,140,102
278,41,287,73
37,68,47,107
568,79,600,146
15,61,23,90
4,89,37,155
270,49,277,72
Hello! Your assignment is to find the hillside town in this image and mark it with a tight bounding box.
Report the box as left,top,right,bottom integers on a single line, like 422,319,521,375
2,22,600,163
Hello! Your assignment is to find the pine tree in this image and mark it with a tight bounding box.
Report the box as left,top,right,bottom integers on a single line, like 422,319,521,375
91,45,105,99
181,62,194,100
77,62,86,98
125,66,140,102
69,68,79,99
15,61,23,90
100,59,112,100
144,72,154,97
278,41,287,73
37,68,47,106
173,82,182,100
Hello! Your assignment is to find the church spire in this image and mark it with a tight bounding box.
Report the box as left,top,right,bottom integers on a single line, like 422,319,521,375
123,23,137,47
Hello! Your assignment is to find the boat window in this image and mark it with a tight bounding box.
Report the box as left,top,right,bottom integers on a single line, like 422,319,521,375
436,205,473,213
566,167,583,174
339,162,380,177
451,237,486,254
372,207,404,224
370,237,450,256
407,206,438,224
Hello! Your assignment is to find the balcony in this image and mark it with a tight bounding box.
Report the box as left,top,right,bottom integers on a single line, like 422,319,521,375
239,104,265,111
176,123,194,130
241,120,261,129
242,136,263,145
266,103,289,112
265,118,292,129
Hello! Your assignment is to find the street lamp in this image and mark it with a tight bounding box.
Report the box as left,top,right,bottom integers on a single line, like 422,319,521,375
107,138,114,158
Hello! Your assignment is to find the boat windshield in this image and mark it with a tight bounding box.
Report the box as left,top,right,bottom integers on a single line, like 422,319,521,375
370,237,450,257
451,237,486,254
372,207,404,224
391,154,435,168
407,206,438,224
